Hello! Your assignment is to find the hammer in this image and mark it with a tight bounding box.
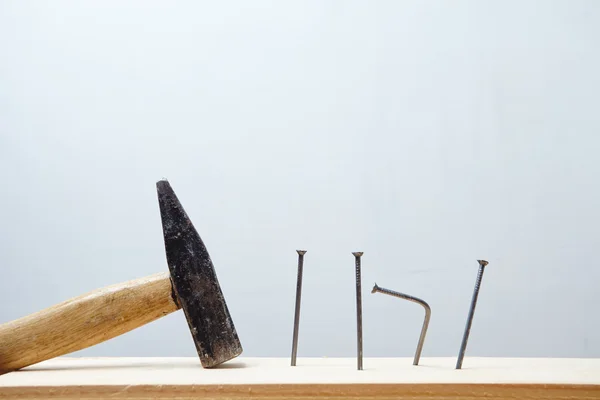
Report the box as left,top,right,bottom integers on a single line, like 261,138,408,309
0,180,243,375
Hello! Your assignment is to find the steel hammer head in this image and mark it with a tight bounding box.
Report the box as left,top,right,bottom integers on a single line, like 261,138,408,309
156,180,242,368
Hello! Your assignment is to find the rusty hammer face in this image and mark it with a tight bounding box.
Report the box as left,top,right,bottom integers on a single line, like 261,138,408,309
157,180,242,367
0,180,242,374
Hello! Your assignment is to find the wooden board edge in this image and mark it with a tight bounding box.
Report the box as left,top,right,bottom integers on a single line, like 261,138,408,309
1,383,600,399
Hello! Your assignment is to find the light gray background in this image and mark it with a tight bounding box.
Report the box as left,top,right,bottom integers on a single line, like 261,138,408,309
1,1,599,359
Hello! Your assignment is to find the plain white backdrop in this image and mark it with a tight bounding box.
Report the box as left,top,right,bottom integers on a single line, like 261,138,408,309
1,1,599,359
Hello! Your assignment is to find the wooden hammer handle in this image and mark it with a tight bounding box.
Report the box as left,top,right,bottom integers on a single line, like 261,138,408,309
0,272,180,374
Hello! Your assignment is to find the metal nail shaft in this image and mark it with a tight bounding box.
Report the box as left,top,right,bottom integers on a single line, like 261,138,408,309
371,284,431,366
353,252,364,371
456,259,488,370
290,250,306,366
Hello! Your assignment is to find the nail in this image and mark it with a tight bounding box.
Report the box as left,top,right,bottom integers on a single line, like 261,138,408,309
290,250,306,366
456,259,489,370
353,252,364,371
371,283,431,366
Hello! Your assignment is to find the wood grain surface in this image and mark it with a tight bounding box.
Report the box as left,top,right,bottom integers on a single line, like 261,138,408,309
1,357,599,399
0,273,180,375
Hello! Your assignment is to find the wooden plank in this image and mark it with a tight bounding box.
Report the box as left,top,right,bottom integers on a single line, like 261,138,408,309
1,357,599,399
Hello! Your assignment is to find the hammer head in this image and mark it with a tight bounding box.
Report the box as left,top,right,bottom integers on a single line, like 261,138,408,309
156,180,243,368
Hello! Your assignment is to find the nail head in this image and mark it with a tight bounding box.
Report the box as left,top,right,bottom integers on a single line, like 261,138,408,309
352,252,364,257
296,250,307,256
477,259,489,267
